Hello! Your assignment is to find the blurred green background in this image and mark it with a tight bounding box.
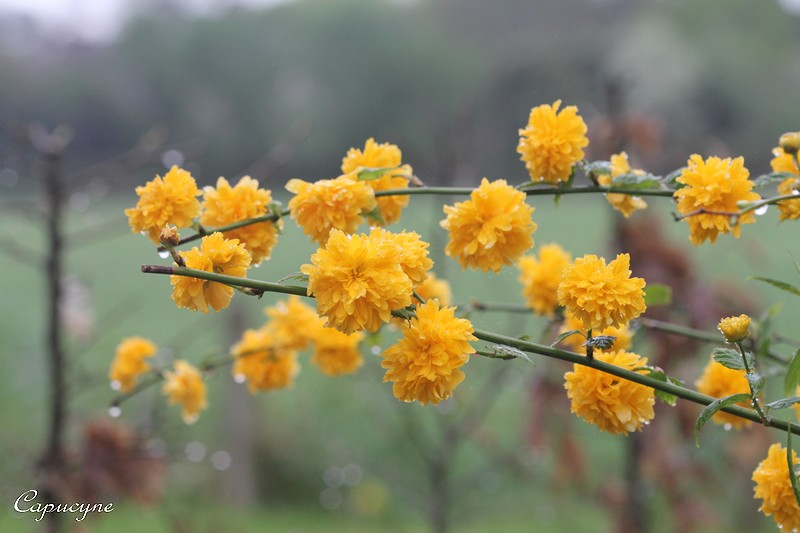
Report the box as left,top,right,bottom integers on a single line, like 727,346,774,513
2,0,800,531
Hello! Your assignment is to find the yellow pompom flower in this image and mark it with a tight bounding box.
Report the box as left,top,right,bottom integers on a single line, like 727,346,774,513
770,147,800,221
517,100,589,184
162,360,207,424
440,178,537,272
171,232,252,313
380,229,433,285
311,327,364,377
564,350,655,435
674,155,761,245
286,175,377,245
381,300,476,405
414,273,452,306
109,337,157,392
518,243,572,317
200,176,282,264
302,229,414,334
342,138,410,225
718,314,751,343
558,310,633,354
557,253,646,331
125,166,201,243
597,152,648,218
694,357,752,430
231,328,299,393
264,296,324,351
753,443,800,532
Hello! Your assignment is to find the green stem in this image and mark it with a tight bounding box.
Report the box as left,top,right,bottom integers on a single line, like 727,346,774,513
374,185,675,198
161,210,290,251
738,193,800,216
737,341,769,424
140,265,308,297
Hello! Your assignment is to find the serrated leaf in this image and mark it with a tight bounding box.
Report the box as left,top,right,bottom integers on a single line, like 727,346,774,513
766,397,800,410
583,335,617,350
788,429,800,511
357,166,397,181
551,329,583,348
712,347,745,370
644,283,672,306
635,366,684,406
747,372,765,396
753,171,796,188
276,272,309,285
609,172,662,190
694,393,751,446
488,344,532,363
750,276,800,297
784,349,800,396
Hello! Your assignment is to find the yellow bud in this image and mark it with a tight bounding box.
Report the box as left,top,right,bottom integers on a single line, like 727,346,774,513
717,314,751,343
779,132,800,155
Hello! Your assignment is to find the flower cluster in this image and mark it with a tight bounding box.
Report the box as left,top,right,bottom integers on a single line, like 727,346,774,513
517,100,589,184
441,178,537,272
341,138,411,225
557,253,646,331
171,232,252,313
125,166,201,243
231,328,300,393
162,360,207,424
381,300,476,405
109,337,157,392
302,228,432,334
752,443,800,532
564,349,655,435
674,155,761,245
518,243,571,317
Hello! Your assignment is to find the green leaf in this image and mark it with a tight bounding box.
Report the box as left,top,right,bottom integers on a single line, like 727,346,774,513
583,335,617,351
712,347,745,370
644,284,672,306
694,393,751,446
784,348,800,396
637,367,684,406
357,166,397,181
766,397,800,410
750,276,800,298
609,172,662,190
582,160,612,177
753,171,796,188
551,329,583,348
663,167,686,189
487,344,532,363
553,169,576,207
276,272,309,285
788,428,800,511
363,206,386,225
747,372,765,396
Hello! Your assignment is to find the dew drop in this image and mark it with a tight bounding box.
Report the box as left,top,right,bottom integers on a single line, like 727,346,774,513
185,441,206,462
234,374,246,384
723,423,732,431
158,249,170,259
211,450,232,471
140,231,147,236
110,380,121,391
370,345,381,356
108,406,121,418
755,205,769,216
253,262,261,268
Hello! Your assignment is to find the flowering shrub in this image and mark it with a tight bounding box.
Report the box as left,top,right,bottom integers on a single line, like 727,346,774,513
120,104,800,530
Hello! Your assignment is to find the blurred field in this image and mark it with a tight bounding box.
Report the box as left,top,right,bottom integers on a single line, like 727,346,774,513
1,186,799,531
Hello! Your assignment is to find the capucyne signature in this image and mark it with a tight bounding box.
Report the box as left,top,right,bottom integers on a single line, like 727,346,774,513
13,490,114,522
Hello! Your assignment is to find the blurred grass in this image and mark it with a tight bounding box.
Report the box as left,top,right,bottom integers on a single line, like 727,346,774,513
1,189,798,532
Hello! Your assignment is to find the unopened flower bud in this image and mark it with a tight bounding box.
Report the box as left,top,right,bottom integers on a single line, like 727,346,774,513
779,132,800,155
717,314,751,343
159,224,181,247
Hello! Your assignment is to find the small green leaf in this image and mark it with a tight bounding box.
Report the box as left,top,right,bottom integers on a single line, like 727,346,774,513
712,347,745,370
553,169,576,207
582,160,612,178
487,344,532,363
276,272,309,285
753,171,796,188
663,167,686,189
784,348,800,396
747,372,765,396
694,393,751,446
750,276,800,298
766,397,800,410
609,172,662,190
551,329,583,348
635,367,684,406
357,166,397,181
644,284,672,306
788,428,800,511
583,335,617,351
363,206,386,225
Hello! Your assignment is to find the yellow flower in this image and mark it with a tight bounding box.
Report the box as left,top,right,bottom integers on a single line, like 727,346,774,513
558,310,634,354
311,327,364,376
125,166,201,243
171,232,252,313
771,147,800,221
231,328,299,393
440,178,537,272
381,300,476,405
109,337,157,392
342,138,410,225
518,243,572,317
694,357,752,430
414,273,452,307
597,152,648,218
162,360,207,424
302,229,414,334
753,443,800,532
380,229,433,285
718,314,751,343
674,155,761,245
286,175,377,244
517,100,589,184
264,296,324,351
564,350,655,435
200,176,282,264
557,253,646,331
